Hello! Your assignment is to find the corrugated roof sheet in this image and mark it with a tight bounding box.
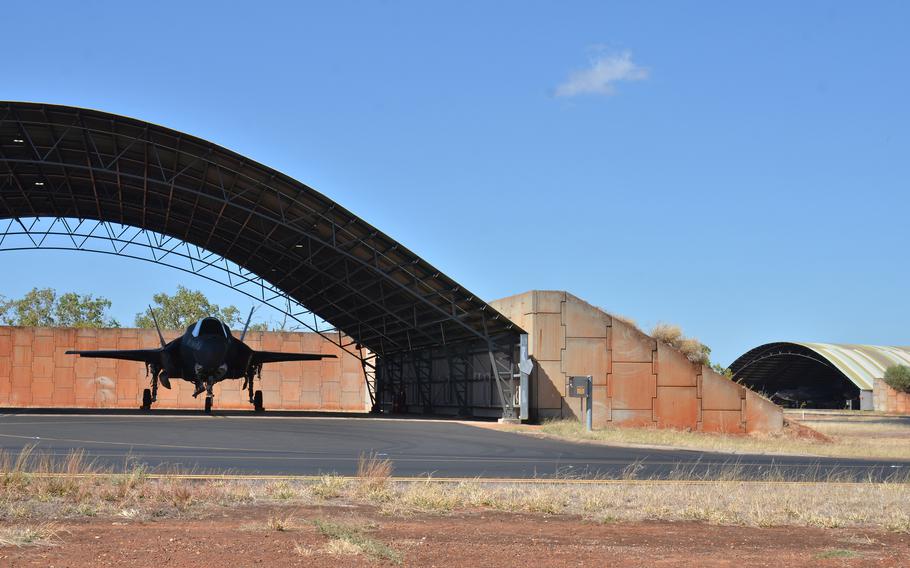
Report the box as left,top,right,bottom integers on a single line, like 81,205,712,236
792,343,910,391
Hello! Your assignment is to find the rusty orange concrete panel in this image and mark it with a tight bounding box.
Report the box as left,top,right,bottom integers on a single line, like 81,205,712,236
533,360,565,410
744,390,784,433
654,386,698,430
533,291,565,314
279,380,301,403
0,326,367,412
278,360,303,380
52,387,75,405
562,337,609,385
655,342,698,387
13,329,33,346
33,357,54,378
592,385,610,427
116,378,138,401
532,313,565,361
301,369,322,393
33,336,55,357
609,362,656,410
700,370,745,411
12,345,32,365
562,395,582,420
611,409,654,427
74,334,97,351
341,391,364,410
873,378,910,414
31,380,54,400
53,367,75,388
341,372,362,394
11,366,31,387
489,291,534,319
611,322,655,363
0,375,10,400
54,347,74,366
97,329,120,350
562,296,609,339
701,410,745,433
219,387,243,407
261,333,282,351
321,382,341,407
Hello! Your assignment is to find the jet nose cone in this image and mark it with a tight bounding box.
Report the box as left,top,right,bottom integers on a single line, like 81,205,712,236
195,338,229,370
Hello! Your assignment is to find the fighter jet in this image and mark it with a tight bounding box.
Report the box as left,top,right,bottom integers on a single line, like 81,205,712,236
66,308,335,413
770,385,854,409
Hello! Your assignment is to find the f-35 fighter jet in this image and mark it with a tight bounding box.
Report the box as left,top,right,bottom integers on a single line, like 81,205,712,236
66,308,335,413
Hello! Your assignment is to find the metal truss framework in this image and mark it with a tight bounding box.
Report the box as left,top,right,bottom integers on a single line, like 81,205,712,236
0,102,524,415
377,337,519,417
0,216,384,397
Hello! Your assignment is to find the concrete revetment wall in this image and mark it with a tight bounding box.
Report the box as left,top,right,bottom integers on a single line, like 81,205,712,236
491,291,783,433
0,327,368,411
873,378,910,414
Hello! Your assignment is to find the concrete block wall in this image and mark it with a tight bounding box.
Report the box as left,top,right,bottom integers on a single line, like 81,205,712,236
490,291,783,433
0,326,368,411
873,378,910,414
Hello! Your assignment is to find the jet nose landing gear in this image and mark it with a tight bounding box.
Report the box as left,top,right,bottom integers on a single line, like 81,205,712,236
204,395,213,414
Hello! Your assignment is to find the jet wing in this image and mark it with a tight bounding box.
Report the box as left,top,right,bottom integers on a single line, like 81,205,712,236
251,351,337,364
65,348,164,363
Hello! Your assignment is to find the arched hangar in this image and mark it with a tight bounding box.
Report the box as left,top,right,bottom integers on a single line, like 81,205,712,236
729,342,910,410
0,101,525,418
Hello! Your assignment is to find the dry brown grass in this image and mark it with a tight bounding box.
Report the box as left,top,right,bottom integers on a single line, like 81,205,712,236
611,313,638,328
1,446,909,533
510,418,910,461
650,323,710,364
373,478,910,531
0,522,63,548
312,518,401,563
355,452,394,499
651,323,683,345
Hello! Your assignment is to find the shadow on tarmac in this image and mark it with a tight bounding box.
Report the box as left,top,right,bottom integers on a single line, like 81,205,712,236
0,406,498,422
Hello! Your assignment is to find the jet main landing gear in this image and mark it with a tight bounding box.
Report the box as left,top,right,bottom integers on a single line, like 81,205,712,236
243,364,265,413
141,388,153,410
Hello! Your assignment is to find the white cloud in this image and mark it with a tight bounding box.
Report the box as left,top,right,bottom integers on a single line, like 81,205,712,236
555,51,648,97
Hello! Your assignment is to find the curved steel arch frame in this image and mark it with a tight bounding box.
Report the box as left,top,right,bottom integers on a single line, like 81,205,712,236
729,342,862,408
0,102,523,416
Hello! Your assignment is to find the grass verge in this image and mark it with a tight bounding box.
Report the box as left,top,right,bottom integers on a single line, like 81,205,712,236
0,522,62,548
500,419,910,461
313,519,401,563
2,447,909,533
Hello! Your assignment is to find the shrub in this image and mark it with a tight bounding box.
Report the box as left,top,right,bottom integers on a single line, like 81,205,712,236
884,365,910,394
651,323,682,345
650,323,711,365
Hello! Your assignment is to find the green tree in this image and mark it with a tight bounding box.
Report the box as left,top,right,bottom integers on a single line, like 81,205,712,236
884,365,910,394
0,287,119,328
135,286,243,330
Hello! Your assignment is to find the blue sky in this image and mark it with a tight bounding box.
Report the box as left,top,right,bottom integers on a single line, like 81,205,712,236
2,1,908,365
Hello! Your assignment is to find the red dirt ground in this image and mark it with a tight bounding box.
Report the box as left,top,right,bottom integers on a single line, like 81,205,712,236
2,505,908,567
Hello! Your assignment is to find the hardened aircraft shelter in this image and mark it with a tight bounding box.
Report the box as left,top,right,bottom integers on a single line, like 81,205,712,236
730,342,910,411
0,101,524,418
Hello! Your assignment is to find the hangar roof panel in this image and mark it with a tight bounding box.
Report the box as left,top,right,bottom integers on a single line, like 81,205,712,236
0,101,522,356
731,342,910,391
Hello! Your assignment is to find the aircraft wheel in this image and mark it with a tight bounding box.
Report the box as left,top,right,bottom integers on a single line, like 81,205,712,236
253,390,264,413
204,396,213,414
141,388,152,410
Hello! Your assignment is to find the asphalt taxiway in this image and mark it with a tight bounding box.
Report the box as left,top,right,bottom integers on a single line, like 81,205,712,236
0,411,906,480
